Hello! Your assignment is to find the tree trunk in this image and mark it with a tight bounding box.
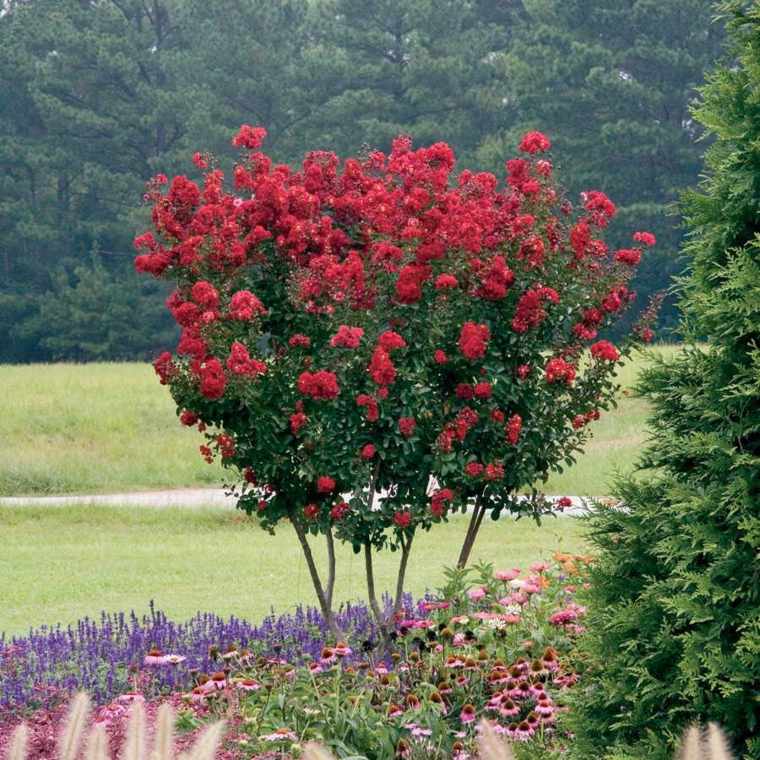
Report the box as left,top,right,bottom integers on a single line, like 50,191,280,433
456,493,487,569
291,518,340,639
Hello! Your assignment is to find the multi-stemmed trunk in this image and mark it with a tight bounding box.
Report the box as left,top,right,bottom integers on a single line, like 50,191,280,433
291,519,340,639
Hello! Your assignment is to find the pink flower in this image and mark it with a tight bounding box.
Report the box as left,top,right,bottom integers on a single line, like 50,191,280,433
467,586,487,602
495,568,521,582
529,561,549,573
460,704,476,724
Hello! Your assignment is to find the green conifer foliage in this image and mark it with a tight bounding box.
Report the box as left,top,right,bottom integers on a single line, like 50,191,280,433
569,4,760,758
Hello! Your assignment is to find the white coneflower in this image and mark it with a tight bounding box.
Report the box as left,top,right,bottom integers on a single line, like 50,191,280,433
6,723,28,760
57,691,91,760
84,722,109,760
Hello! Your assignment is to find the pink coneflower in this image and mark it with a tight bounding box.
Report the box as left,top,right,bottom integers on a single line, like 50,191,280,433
387,703,404,718
404,723,432,738
495,568,521,581
529,561,550,573
143,647,166,665
206,671,228,691
261,728,297,743
189,686,206,704
236,678,261,692
455,675,469,687
513,720,535,741
320,646,337,665
467,586,487,602
308,662,323,674
499,697,520,717
333,642,353,657
535,698,555,716
445,655,465,668
452,633,466,647
460,704,476,724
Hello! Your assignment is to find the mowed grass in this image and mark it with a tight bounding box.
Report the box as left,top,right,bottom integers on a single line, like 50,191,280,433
0,347,679,498
0,505,587,636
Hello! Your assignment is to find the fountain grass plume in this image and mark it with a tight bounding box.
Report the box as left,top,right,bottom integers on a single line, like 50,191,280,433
57,692,90,760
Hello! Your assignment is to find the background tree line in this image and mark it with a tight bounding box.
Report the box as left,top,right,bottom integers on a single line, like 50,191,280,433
0,0,725,362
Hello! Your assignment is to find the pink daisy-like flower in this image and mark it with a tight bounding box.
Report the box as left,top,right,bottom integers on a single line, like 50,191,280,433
333,642,353,657
535,698,555,716
529,561,550,573
467,586,487,602
261,728,298,743
460,704,476,724
495,568,521,581
236,678,262,692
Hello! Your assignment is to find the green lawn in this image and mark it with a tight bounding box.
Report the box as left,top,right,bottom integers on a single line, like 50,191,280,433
0,505,587,636
0,346,678,498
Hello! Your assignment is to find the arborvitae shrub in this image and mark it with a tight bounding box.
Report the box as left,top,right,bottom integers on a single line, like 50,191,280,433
569,3,760,758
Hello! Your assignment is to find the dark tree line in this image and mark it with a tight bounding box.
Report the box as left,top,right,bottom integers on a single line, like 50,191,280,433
0,0,724,361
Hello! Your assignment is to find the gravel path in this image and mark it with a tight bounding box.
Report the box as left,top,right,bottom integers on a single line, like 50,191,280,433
0,489,601,516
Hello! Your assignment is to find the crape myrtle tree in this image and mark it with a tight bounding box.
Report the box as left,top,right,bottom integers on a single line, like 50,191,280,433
137,126,655,636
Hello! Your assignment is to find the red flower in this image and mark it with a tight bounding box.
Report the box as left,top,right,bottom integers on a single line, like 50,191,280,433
458,322,490,361
434,350,448,365
556,496,572,510
226,342,267,377
369,347,396,386
572,414,587,430
153,352,177,385
216,434,235,459
545,357,576,385
399,417,416,438
360,443,376,460
199,358,226,399
491,409,505,423
243,467,256,484
330,325,364,349
465,461,485,478
456,383,474,400
330,501,350,521
304,503,320,520
583,191,617,226
485,462,504,481
393,510,411,528
191,281,220,310
430,488,454,518
290,412,308,435
317,476,336,494
232,124,267,149
229,290,266,320
614,248,641,266
517,364,531,380
519,131,551,154
474,382,492,399
378,331,407,351
179,409,198,426
395,264,429,304
298,370,340,400
506,414,522,445
435,274,458,290
633,231,656,247
289,334,311,348
356,394,380,422
590,340,620,362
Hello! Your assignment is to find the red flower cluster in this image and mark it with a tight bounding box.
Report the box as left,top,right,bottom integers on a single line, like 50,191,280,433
399,417,417,438
512,287,560,333
317,476,336,494
519,131,551,154
298,371,340,400
459,322,490,361
330,325,364,349
229,291,266,320
545,357,576,385
430,488,454,518
226,342,267,377
506,414,522,445
199,358,226,399
330,501,350,521
356,393,380,422
369,347,396,386
590,340,620,362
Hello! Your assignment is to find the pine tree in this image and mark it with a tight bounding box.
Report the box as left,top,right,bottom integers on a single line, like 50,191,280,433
569,3,760,757
483,0,725,333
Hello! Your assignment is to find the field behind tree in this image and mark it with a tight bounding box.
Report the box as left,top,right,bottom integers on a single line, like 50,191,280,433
0,346,681,499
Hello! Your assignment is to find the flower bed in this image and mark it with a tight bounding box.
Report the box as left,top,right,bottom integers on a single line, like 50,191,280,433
1,556,590,759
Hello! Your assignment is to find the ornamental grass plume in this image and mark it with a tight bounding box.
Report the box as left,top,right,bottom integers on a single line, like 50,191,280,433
677,724,734,760
5,693,224,760
477,719,516,760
